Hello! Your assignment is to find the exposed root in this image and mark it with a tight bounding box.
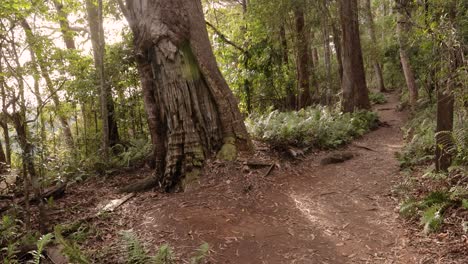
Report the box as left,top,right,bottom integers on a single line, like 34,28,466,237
119,176,159,193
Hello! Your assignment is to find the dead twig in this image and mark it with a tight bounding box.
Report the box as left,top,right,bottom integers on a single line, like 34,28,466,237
263,164,275,177
352,143,377,152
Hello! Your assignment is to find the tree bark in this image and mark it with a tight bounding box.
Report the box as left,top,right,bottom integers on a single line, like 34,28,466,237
118,0,250,191
294,7,312,109
52,0,76,50
396,0,418,108
339,0,371,112
0,138,6,172
86,0,120,160
0,54,11,165
434,1,462,172
364,0,386,92
322,0,332,103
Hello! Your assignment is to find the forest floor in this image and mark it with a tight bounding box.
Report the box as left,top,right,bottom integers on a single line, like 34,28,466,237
48,93,467,264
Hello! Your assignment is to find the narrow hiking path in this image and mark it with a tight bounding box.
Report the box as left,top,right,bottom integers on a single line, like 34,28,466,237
53,93,422,263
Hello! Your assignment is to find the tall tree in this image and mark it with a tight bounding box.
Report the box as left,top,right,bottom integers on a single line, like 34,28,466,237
294,4,312,109
118,0,251,191
86,0,120,159
395,0,418,108
364,0,386,92
339,0,370,112
434,1,462,172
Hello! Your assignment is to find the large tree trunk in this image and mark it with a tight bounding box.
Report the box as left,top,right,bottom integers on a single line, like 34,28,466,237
118,0,250,191
396,0,418,108
294,7,312,109
364,0,386,92
339,0,371,112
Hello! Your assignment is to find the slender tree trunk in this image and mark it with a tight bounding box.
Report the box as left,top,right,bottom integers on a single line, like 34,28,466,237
86,0,109,159
0,138,6,172
331,22,343,83
29,48,47,143
21,20,74,148
294,7,312,109
322,0,332,103
339,0,371,112
435,2,462,172
0,55,11,165
53,0,77,50
395,1,418,108
118,0,250,191
364,0,386,92
241,0,252,114
280,26,289,64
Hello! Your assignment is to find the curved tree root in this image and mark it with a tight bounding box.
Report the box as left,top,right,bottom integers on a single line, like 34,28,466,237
119,176,159,193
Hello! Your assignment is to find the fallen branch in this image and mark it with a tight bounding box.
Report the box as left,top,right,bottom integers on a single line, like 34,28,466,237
245,161,274,168
0,182,68,213
352,143,377,152
263,164,275,177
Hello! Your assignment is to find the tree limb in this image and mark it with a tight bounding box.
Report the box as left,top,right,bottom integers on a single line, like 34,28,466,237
205,21,246,53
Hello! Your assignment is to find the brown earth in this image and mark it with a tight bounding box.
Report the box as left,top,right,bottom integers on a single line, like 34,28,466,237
48,93,466,263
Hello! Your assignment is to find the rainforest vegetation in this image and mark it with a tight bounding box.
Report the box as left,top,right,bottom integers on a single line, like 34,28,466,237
0,0,466,263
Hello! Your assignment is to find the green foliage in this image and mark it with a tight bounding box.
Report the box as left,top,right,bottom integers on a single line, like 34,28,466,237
399,189,468,233
190,242,209,264
121,231,152,264
153,244,174,264
422,204,445,234
369,92,387,104
121,231,209,264
0,215,21,263
111,139,152,168
28,233,53,264
246,107,378,149
54,225,90,264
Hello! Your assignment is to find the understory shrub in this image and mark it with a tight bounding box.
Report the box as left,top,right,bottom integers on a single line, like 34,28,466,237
121,231,209,264
369,92,387,104
246,106,379,149
398,104,468,168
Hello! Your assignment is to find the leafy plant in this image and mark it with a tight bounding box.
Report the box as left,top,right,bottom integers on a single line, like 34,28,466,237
54,225,90,264
121,231,209,264
0,215,21,263
153,244,174,264
399,190,466,233
28,233,53,264
190,242,209,264
246,106,378,150
121,231,152,264
369,92,387,104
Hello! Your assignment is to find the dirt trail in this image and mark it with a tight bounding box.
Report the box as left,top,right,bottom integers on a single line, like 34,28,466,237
54,93,421,263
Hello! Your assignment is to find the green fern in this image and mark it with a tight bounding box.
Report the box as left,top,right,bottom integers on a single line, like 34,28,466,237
121,231,152,264
246,107,378,149
422,204,446,234
190,243,209,264
28,233,54,264
54,226,90,264
462,199,468,209
153,244,173,264
369,92,387,104
399,198,419,218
